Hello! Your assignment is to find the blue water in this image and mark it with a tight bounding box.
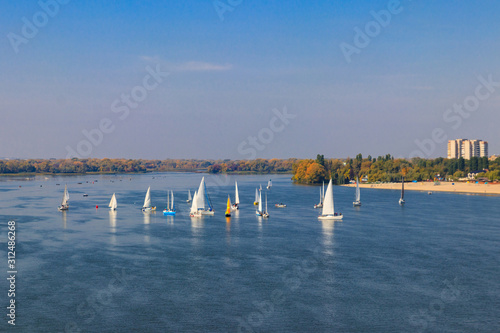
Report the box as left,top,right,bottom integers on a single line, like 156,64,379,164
0,173,499,332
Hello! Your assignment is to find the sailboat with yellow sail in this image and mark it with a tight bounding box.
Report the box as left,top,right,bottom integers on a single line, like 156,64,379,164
225,195,231,217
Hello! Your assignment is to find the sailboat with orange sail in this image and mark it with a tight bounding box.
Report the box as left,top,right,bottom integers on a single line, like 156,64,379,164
225,195,231,217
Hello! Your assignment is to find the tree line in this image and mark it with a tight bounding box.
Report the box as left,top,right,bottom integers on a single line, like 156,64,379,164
292,154,500,184
1,156,499,182
0,158,296,175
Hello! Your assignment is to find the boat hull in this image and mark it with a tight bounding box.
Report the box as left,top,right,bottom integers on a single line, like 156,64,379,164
399,199,405,205
318,214,343,220
314,204,323,209
163,210,176,216
353,201,361,206
201,210,215,216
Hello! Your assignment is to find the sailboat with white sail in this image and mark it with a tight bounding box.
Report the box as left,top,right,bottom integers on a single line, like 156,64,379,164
399,176,405,205
256,189,263,216
58,184,70,211
318,179,343,220
196,177,215,215
254,188,259,205
231,181,240,210
142,186,156,212
163,190,176,216
314,181,325,208
109,193,117,211
353,177,361,206
187,189,192,203
262,192,269,218
267,179,272,190
189,191,201,217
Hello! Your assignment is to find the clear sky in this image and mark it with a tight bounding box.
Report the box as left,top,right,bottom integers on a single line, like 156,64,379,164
1,0,499,160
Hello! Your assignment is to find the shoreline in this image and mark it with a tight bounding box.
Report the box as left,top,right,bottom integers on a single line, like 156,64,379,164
342,182,500,195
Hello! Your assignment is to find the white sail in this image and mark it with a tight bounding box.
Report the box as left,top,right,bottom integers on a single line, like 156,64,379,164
109,193,117,210
235,181,240,204
171,190,175,210
143,186,151,208
355,177,361,202
255,188,259,202
322,179,335,216
188,190,192,201
319,187,323,204
197,177,206,209
322,181,325,201
190,191,198,214
265,192,268,213
61,184,69,206
258,190,263,212
267,179,272,189
167,190,170,210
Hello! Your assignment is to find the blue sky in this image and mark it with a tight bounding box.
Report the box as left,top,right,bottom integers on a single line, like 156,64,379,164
1,0,499,159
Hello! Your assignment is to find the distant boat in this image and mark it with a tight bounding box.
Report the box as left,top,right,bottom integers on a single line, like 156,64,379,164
57,184,69,211
318,179,343,220
399,176,405,205
225,195,231,217
232,181,240,210
83,193,88,197
254,188,259,206
196,177,214,215
314,181,325,208
108,193,117,211
353,177,361,206
163,190,176,216
267,179,272,190
275,203,287,208
187,189,192,203
142,186,156,212
189,191,201,217
263,192,270,218
256,189,263,216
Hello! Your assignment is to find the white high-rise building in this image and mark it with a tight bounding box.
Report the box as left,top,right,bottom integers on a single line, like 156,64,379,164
447,139,488,159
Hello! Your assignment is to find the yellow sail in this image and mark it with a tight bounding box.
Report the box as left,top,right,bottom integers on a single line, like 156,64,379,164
225,195,231,216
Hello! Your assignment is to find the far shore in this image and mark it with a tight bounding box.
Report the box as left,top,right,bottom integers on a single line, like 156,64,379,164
342,181,500,195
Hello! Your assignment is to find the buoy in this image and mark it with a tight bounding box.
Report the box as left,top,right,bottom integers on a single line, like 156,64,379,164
96,205,98,209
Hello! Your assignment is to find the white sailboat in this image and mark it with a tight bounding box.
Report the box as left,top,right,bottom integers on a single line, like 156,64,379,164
263,192,270,218
353,177,361,206
254,188,259,205
108,193,117,211
256,189,263,216
190,191,201,217
399,176,405,205
267,179,272,190
142,186,156,212
187,189,192,203
163,190,176,216
314,181,325,208
58,184,69,211
318,179,343,220
196,177,214,215
232,181,240,210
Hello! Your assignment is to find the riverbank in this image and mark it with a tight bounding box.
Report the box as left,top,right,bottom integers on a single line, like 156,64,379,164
342,181,500,195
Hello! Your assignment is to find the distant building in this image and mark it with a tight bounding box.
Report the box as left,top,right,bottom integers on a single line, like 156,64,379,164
489,155,499,161
448,139,488,159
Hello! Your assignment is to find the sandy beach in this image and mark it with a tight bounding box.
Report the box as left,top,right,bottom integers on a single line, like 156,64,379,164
343,181,500,195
